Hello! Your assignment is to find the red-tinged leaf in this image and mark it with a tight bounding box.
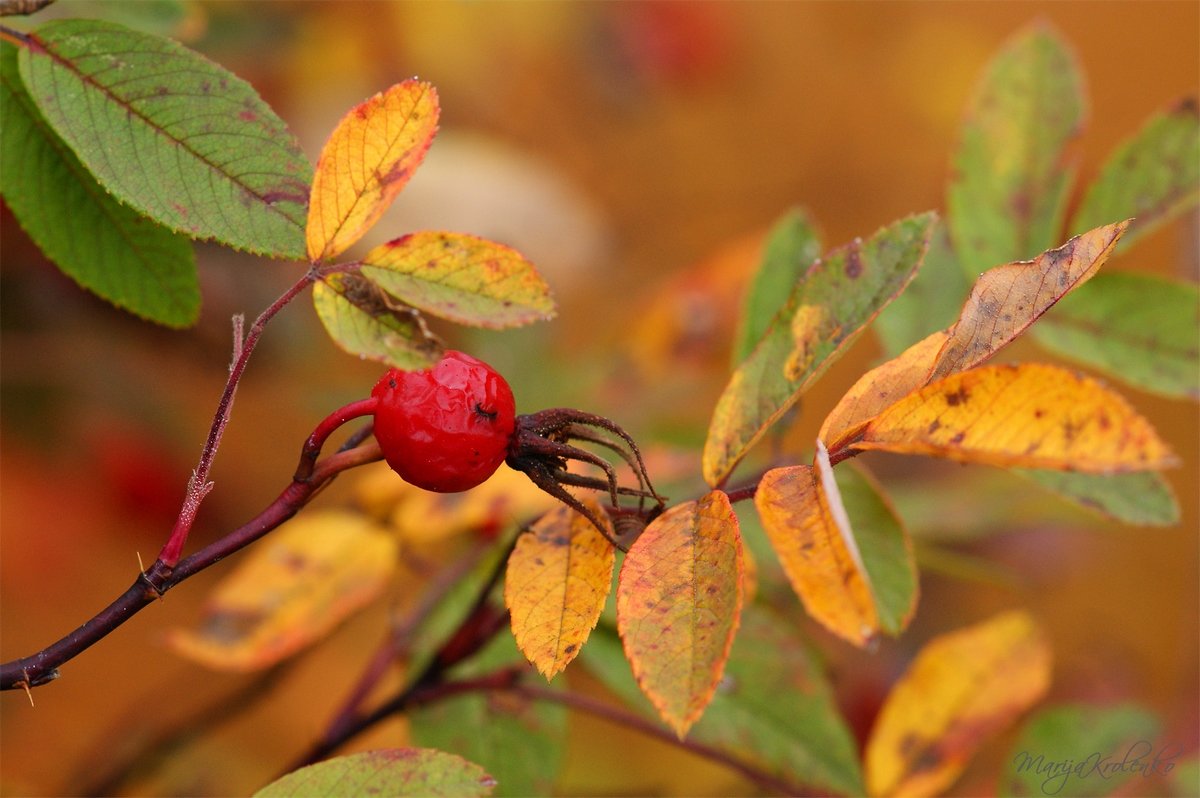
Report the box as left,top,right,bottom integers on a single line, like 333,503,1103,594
703,212,936,487
312,271,444,369
361,232,555,328
948,23,1085,275
616,491,744,737
505,501,615,680
19,19,312,260
852,364,1177,473
927,221,1127,383
307,80,439,262
865,611,1052,798
754,457,878,647
253,749,495,798
168,511,397,671
1071,98,1200,251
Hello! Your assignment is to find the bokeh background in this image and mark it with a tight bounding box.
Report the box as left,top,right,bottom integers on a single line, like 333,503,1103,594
2,2,1197,795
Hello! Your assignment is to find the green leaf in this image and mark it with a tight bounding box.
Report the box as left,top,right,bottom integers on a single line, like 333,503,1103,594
253,749,495,798
948,24,1084,275
731,208,822,365
1033,272,1199,400
583,607,864,796
873,220,970,358
1018,469,1180,527
410,633,566,797
361,232,556,329
19,19,312,259
1,40,198,326
1071,99,1200,251
702,212,936,487
312,271,444,369
835,463,918,636
1004,703,1161,797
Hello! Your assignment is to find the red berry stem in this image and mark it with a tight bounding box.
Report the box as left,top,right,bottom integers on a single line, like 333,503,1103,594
294,397,379,482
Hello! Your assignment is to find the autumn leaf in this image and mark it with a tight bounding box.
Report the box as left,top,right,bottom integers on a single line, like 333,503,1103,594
948,23,1084,275
822,221,1130,450
1017,469,1180,527
361,231,555,328
616,491,744,737
254,749,495,798
865,611,1052,798
505,500,615,680
307,80,439,262
850,363,1176,472
926,221,1126,383
312,270,444,369
168,511,397,671
703,212,936,487
1071,98,1200,251
754,453,878,647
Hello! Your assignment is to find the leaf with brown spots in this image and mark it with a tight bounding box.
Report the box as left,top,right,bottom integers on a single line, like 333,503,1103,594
362,231,555,328
703,212,936,487
168,511,397,671
850,364,1177,472
505,500,615,680
311,270,444,369
865,611,1052,798
616,491,744,737
306,80,439,262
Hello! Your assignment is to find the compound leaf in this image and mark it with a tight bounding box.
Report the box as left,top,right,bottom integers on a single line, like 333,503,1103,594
19,19,312,259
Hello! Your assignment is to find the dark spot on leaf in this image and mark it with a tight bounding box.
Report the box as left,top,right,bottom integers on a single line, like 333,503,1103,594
927,419,941,435
564,643,577,654
944,386,970,407
551,535,569,547
239,109,257,122
1098,413,1111,430
845,247,863,279
950,432,965,445
1033,408,1045,419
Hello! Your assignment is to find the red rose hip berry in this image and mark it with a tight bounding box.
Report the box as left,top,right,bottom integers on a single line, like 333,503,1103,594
371,350,516,492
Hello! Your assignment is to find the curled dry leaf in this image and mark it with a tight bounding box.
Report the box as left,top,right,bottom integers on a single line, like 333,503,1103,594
865,611,1052,798
852,363,1177,472
616,491,744,738
505,499,615,680
306,80,439,262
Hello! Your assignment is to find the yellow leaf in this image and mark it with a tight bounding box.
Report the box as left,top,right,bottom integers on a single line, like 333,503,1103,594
168,511,397,671
505,500,615,680
616,491,744,738
865,610,1052,797
819,330,947,451
754,450,879,647
362,232,555,328
852,363,1177,472
306,80,439,262
927,221,1127,383
821,222,1127,450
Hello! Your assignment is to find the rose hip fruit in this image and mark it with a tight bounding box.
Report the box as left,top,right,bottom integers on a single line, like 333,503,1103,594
372,350,516,492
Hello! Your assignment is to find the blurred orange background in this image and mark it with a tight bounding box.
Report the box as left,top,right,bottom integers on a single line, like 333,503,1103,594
2,2,1197,795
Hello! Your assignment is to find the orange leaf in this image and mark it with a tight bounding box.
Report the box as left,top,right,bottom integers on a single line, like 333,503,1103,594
168,511,397,671
616,491,744,738
306,81,439,262
819,330,947,452
361,231,555,328
865,610,1052,797
821,222,1128,450
505,500,615,680
754,446,879,647
852,363,1177,472
927,221,1127,383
